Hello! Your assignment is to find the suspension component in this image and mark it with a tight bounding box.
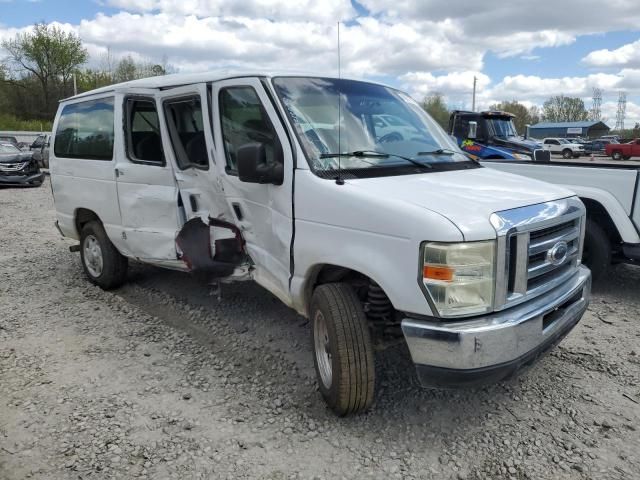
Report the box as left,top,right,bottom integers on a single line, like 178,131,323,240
365,282,393,321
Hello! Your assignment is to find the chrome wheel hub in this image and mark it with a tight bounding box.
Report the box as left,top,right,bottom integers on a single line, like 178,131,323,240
313,310,332,389
83,235,103,277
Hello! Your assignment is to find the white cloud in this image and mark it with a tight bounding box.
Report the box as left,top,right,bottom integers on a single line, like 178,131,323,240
1,0,640,126
105,0,356,23
359,0,640,36
583,39,640,69
400,71,490,97
601,100,640,128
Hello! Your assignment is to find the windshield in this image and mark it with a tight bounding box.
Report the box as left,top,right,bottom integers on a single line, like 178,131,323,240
272,77,468,173
0,143,20,154
486,117,518,137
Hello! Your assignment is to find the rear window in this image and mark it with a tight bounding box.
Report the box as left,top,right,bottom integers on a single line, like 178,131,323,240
54,98,114,160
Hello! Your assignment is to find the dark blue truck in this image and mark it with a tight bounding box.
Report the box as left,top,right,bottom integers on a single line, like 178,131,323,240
448,110,551,162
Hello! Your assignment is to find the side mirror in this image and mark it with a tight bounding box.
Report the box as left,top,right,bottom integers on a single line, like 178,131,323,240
524,124,531,139
468,121,477,139
236,142,284,185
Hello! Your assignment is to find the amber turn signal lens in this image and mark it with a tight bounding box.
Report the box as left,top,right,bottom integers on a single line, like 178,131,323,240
423,265,454,282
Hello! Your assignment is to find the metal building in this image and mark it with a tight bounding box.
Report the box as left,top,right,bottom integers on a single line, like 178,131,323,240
528,121,610,139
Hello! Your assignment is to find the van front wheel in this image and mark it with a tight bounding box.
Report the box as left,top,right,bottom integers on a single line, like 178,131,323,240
80,221,128,290
310,283,375,415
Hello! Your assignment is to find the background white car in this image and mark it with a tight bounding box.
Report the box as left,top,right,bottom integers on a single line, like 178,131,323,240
542,137,585,158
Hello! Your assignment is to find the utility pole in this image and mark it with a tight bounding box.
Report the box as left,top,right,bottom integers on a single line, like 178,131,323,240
73,72,77,96
472,76,477,112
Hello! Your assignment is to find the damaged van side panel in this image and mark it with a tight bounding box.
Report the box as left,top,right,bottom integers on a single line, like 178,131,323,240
114,90,183,261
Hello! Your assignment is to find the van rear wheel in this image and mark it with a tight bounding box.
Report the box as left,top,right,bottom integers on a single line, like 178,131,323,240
80,221,128,290
310,283,375,415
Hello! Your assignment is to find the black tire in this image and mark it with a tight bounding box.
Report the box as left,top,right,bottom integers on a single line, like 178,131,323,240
79,221,128,289
310,283,375,415
611,151,622,160
623,155,631,161
582,219,611,281
562,149,573,159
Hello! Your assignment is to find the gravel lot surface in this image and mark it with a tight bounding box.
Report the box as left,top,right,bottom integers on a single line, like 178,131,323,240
1,180,639,480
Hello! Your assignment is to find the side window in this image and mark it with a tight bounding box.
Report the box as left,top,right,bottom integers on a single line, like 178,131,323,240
54,97,114,160
543,139,550,145
164,96,208,170
125,98,164,165
452,116,469,139
219,86,282,174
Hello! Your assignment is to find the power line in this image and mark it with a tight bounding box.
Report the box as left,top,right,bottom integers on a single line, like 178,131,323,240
615,92,627,131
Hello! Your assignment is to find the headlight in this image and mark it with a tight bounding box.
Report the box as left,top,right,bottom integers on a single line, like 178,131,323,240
512,152,532,160
420,241,495,317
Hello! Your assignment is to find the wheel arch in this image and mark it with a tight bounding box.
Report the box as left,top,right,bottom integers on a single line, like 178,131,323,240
580,197,622,246
74,208,102,237
564,186,640,244
302,263,394,318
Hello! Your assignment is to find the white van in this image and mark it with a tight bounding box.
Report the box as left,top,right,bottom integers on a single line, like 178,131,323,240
50,73,591,415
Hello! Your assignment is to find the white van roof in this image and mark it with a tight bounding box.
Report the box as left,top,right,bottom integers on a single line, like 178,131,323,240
64,71,394,102
65,71,262,101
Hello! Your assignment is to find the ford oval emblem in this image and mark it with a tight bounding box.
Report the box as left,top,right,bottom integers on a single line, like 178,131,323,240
547,241,569,266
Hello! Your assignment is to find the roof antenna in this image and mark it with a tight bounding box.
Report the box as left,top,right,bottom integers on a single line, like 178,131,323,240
335,21,344,185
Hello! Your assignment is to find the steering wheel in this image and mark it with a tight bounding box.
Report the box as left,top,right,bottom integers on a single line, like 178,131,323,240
379,132,404,143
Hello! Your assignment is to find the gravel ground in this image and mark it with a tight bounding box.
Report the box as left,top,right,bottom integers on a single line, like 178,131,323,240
1,179,639,480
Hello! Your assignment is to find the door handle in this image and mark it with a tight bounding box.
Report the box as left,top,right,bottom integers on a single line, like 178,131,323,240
115,168,123,177
189,194,199,212
232,203,244,221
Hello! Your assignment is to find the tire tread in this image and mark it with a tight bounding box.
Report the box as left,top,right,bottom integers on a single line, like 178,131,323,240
311,283,375,415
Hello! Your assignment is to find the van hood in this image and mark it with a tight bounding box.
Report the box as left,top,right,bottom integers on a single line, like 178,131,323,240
349,166,574,241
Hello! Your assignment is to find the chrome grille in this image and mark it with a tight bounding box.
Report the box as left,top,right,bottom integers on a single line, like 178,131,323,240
491,197,586,311
0,162,28,172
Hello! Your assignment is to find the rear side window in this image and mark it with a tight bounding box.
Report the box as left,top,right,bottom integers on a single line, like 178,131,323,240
219,86,281,173
164,96,208,170
54,98,114,160
125,98,165,165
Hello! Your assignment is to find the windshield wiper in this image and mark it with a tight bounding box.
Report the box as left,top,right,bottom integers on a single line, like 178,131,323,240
416,148,457,156
319,150,388,159
320,150,432,169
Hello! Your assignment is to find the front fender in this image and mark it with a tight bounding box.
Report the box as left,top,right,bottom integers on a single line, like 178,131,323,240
290,223,435,318
568,185,640,243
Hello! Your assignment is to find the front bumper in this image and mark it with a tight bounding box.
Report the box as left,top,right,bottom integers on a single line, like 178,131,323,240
0,171,44,185
402,265,591,387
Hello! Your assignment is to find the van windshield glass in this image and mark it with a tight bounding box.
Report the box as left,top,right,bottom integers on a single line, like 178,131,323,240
272,77,468,173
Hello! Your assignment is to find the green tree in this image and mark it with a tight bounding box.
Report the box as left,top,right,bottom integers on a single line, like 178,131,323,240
489,100,541,134
421,93,450,130
1,22,88,118
542,95,589,122
115,55,138,82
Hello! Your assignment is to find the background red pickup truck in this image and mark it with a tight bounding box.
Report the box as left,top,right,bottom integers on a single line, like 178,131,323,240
605,139,640,160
